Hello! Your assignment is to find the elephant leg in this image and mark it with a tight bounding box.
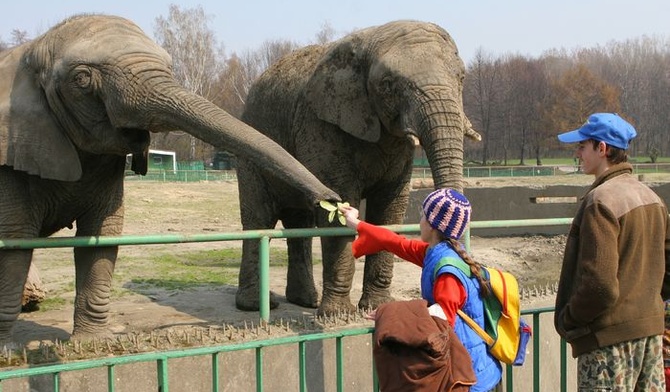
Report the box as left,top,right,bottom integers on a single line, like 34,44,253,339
281,208,318,308
235,163,281,311
72,201,123,337
72,246,117,337
318,236,357,316
359,251,396,310
358,182,412,310
0,249,32,342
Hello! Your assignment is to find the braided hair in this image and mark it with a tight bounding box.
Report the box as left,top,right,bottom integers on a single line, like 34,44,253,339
445,237,491,297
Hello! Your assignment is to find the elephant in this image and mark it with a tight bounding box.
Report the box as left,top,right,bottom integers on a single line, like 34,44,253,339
235,20,481,315
0,14,340,342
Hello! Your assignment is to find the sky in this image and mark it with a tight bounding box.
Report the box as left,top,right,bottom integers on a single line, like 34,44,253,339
1,0,669,64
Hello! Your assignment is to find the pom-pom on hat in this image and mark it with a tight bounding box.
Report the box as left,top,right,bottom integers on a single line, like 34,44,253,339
422,188,471,240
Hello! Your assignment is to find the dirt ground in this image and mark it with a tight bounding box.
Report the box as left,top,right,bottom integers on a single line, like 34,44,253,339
14,172,668,353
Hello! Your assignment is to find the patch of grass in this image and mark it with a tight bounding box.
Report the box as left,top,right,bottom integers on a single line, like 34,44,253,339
122,247,319,292
38,297,69,311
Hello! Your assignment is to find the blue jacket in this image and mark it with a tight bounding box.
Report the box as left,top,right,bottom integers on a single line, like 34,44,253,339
422,242,502,392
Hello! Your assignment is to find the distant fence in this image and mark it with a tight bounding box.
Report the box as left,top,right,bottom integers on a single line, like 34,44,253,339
125,170,238,182
126,163,670,183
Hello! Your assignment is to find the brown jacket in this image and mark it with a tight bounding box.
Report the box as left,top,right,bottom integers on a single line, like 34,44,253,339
373,299,476,391
554,162,670,357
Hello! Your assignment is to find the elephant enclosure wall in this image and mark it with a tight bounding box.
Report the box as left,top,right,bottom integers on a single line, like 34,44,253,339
408,176,670,236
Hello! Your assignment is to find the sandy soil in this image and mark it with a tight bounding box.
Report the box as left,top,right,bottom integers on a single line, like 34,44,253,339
15,172,668,354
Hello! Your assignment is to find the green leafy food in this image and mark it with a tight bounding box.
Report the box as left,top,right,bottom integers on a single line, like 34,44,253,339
319,201,350,225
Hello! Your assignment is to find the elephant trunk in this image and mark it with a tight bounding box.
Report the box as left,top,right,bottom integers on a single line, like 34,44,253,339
415,99,465,192
143,81,340,205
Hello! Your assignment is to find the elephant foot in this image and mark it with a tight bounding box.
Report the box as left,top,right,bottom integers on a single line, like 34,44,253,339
285,284,318,309
317,296,357,316
235,287,279,311
358,290,395,311
72,323,113,340
0,320,16,345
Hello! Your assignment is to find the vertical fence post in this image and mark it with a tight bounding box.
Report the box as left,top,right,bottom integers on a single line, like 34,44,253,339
259,236,271,322
560,339,567,392
157,358,168,392
299,342,307,392
372,333,379,392
256,347,264,392
212,353,220,392
336,337,344,392
108,365,115,392
533,312,541,391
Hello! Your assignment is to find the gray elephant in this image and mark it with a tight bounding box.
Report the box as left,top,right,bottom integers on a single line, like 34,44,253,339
0,14,339,342
236,20,481,315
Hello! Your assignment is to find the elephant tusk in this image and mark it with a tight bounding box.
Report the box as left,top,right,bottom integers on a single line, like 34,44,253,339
465,127,482,142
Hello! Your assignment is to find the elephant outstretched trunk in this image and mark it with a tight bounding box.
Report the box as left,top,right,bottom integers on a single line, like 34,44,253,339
144,80,341,205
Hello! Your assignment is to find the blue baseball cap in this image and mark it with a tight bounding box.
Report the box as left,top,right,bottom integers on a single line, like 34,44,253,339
557,113,637,149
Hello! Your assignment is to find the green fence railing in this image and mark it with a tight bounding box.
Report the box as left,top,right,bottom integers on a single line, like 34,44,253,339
0,218,575,391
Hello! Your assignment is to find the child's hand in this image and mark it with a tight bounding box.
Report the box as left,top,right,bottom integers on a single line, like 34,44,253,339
338,205,361,229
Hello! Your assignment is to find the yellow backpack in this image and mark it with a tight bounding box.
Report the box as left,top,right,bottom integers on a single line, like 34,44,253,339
435,260,531,366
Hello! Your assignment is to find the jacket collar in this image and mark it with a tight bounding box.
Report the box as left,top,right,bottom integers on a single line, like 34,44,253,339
586,162,633,195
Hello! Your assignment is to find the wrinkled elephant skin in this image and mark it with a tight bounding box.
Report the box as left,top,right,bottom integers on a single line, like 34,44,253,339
0,14,339,342
236,20,479,315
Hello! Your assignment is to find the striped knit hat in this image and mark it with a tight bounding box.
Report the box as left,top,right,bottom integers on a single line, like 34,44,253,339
422,188,471,240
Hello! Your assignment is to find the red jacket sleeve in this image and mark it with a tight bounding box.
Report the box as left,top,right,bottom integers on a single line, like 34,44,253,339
352,221,466,326
352,221,429,266
433,274,467,327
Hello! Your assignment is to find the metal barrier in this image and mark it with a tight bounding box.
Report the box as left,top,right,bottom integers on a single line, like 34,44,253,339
0,218,574,391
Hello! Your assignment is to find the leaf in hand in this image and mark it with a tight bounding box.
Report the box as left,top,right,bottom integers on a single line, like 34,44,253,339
319,201,350,225
319,200,337,212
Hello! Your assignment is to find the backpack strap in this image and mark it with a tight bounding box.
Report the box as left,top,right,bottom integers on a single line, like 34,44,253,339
432,256,472,280
457,309,495,346
434,257,495,345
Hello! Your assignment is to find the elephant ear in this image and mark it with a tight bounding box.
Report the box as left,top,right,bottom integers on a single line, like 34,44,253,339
305,41,381,143
0,48,82,181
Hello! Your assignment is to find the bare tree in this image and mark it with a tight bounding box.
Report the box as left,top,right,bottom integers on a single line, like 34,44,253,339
582,37,670,158
213,38,298,118
464,48,504,165
10,29,29,46
314,21,337,44
0,29,30,52
499,56,549,165
258,39,300,71
153,4,225,162
542,64,621,161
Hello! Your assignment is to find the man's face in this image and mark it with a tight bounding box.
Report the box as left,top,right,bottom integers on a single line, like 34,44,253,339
575,139,606,175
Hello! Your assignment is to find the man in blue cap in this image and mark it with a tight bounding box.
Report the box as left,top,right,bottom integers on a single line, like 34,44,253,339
554,113,670,391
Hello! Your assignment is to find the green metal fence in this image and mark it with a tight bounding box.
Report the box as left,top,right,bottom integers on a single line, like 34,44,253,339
0,218,574,391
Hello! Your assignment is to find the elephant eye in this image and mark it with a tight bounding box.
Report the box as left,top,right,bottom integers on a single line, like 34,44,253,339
73,69,92,89
378,78,393,95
